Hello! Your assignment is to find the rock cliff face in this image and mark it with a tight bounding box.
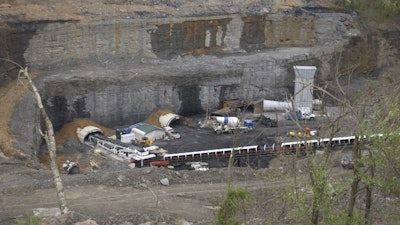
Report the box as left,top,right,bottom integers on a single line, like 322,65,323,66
21,14,318,67
1,1,398,156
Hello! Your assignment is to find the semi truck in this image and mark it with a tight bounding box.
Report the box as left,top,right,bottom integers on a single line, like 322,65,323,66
212,116,254,134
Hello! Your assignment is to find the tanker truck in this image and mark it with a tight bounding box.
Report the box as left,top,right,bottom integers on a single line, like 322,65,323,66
212,116,254,134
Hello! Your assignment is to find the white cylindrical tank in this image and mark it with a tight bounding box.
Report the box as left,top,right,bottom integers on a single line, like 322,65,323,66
263,100,293,112
215,116,240,127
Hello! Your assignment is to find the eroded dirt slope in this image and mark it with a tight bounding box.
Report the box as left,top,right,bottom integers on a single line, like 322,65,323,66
0,72,39,158
0,0,315,22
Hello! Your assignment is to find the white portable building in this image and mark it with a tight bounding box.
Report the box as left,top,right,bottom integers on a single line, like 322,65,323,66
129,122,165,141
120,133,136,143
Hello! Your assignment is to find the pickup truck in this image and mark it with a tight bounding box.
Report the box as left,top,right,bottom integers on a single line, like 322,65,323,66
287,111,316,120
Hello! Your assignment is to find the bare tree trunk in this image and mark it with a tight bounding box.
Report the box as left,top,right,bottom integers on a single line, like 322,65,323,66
347,137,361,224
309,161,320,225
310,183,320,225
364,180,372,224
347,169,360,219
364,155,374,224
21,67,69,214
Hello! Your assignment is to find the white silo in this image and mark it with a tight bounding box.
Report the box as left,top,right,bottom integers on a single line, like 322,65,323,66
293,66,316,111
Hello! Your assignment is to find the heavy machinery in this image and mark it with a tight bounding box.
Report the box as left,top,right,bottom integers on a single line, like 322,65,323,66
260,114,278,127
62,160,79,175
136,137,154,147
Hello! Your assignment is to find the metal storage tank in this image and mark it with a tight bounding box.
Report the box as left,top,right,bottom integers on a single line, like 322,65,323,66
263,100,293,112
293,65,316,111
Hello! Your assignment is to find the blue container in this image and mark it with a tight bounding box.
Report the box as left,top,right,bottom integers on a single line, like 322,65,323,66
244,120,254,129
124,127,132,134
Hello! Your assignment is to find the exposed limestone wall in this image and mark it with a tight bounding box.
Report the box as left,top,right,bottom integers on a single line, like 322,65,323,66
20,12,322,68
11,47,314,155
36,48,311,130
23,20,157,67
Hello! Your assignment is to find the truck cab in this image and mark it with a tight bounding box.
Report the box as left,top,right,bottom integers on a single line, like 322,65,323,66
298,107,316,120
287,107,316,120
301,112,316,120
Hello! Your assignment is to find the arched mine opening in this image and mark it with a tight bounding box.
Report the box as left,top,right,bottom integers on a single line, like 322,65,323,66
76,126,104,144
36,118,115,172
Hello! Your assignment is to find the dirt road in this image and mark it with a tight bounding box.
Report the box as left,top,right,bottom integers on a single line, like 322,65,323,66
0,181,257,222
0,159,351,225
0,168,295,225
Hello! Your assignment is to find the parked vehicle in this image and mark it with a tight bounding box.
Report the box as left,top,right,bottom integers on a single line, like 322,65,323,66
62,160,79,175
341,150,370,169
300,112,316,120
212,116,254,134
136,137,154,147
260,115,278,127
287,107,316,120
341,152,354,169
164,126,181,139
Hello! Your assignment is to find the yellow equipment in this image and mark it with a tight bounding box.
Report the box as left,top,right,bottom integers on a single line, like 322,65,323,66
289,130,311,138
136,137,154,147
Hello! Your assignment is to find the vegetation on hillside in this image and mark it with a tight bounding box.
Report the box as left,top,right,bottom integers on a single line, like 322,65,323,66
283,59,400,224
338,0,400,17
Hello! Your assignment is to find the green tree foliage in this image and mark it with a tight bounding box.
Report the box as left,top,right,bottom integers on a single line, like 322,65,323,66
14,214,42,225
212,188,252,225
365,78,400,197
339,0,400,17
286,157,362,225
346,74,400,223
